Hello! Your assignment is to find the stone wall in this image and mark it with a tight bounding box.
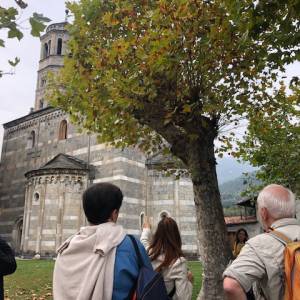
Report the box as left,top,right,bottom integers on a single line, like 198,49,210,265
147,171,198,255
22,173,87,256
0,108,88,244
0,107,150,252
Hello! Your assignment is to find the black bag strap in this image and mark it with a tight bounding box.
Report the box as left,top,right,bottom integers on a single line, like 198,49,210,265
128,234,144,268
168,285,176,298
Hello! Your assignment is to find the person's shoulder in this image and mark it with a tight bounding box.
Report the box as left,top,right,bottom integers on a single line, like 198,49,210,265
246,232,285,258
247,232,274,247
171,256,188,269
117,235,144,252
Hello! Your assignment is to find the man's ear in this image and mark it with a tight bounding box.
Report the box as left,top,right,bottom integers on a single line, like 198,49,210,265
111,209,119,223
260,207,268,221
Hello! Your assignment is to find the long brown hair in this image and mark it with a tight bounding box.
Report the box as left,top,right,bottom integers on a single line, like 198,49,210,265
148,217,184,272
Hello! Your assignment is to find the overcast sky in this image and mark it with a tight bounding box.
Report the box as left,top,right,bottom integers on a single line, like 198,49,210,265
0,1,299,155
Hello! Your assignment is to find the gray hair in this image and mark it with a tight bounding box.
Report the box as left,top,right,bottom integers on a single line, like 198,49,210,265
257,184,296,219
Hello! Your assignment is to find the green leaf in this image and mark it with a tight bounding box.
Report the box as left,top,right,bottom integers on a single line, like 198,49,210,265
0,39,5,47
32,13,51,23
29,17,47,37
15,0,28,9
8,57,20,67
8,27,23,40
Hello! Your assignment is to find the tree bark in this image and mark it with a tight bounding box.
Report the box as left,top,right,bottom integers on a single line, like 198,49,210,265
135,103,231,299
185,136,232,300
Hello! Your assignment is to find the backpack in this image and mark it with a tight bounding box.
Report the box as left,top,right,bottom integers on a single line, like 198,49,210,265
128,235,175,300
269,230,300,300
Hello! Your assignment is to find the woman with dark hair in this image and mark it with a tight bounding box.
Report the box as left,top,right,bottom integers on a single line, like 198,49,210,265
232,228,249,258
141,216,193,300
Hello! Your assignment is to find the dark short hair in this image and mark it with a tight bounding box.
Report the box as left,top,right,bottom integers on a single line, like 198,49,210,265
82,183,123,225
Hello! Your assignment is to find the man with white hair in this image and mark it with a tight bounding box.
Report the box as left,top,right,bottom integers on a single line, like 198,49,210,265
223,184,300,300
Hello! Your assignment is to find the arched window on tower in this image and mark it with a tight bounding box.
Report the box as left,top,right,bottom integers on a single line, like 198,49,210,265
44,43,48,58
58,120,68,140
27,131,36,148
40,77,46,88
39,99,44,109
57,38,62,55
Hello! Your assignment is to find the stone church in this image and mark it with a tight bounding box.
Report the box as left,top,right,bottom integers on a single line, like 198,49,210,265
0,22,199,256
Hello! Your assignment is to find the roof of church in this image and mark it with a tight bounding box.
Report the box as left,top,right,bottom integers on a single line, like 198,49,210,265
39,153,89,171
25,153,90,178
3,106,59,129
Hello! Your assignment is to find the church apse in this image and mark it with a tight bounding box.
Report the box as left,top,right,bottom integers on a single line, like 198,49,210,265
22,154,89,256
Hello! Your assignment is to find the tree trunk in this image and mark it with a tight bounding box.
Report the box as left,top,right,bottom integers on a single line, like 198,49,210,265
186,137,232,300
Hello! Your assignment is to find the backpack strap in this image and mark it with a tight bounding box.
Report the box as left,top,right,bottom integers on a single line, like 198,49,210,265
269,230,293,245
128,234,144,268
168,285,176,298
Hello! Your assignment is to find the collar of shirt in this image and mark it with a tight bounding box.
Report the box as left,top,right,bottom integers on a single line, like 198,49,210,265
271,218,300,229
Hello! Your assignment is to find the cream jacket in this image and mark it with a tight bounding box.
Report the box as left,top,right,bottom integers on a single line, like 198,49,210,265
224,218,300,300
141,228,193,300
53,222,125,300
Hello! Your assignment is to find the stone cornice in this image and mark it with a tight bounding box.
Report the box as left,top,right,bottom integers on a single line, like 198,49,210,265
3,107,67,134
26,172,88,186
25,168,89,180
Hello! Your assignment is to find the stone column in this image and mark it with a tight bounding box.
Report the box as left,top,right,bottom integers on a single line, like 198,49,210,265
174,180,180,227
36,177,47,254
23,181,34,252
55,177,66,248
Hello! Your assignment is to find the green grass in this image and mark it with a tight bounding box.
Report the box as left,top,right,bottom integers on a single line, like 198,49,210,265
5,260,202,300
5,259,54,300
188,261,202,300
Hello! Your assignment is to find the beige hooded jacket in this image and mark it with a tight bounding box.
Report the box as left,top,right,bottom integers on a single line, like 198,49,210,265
53,222,125,300
140,228,193,300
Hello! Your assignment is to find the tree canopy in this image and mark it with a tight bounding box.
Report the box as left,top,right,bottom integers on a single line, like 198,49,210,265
237,84,300,194
49,0,300,298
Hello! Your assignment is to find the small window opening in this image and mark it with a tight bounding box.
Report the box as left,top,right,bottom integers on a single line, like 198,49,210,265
39,99,44,109
34,192,40,202
41,78,46,87
57,38,62,55
27,131,36,148
140,212,145,229
44,43,48,58
48,40,51,56
160,211,169,219
58,120,68,140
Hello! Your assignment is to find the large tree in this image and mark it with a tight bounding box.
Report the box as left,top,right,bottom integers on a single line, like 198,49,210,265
49,0,300,298
0,0,50,76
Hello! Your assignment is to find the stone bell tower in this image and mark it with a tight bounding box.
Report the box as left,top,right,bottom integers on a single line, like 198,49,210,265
34,21,69,110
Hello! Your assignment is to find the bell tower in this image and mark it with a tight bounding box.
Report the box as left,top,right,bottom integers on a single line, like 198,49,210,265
34,21,69,110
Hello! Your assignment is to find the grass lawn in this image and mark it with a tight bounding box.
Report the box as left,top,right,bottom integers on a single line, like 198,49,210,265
5,260,54,300
5,260,202,300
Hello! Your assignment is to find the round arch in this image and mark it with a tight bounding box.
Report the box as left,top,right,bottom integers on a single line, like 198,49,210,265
12,216,23,254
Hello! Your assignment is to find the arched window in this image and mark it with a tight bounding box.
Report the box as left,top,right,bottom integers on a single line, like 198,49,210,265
159,211,170,219
58,120,68,140
39,99,44,109
27,131,35,148
13,217,23,254
44,43,48,58
48,40,51,56
57,38,62,55
40,77,46,87
33,192,40,202
140,212,145,229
